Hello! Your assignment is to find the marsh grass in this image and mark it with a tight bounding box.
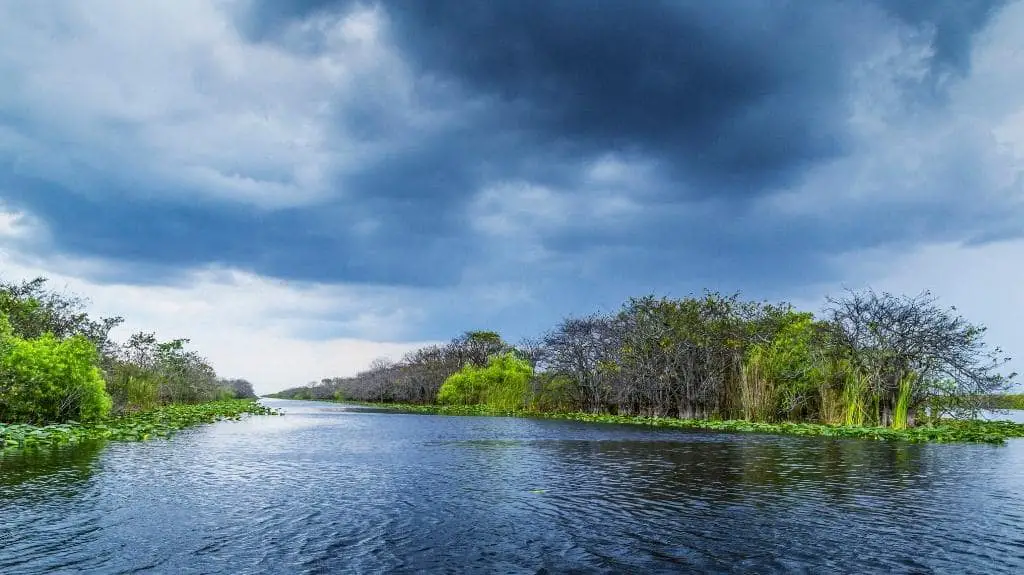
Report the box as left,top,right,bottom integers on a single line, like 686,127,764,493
892,373,915,430
0,399,279,451
338,400,1024,444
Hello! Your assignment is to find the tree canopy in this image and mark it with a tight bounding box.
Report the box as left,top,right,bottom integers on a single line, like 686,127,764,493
272,289,1015,429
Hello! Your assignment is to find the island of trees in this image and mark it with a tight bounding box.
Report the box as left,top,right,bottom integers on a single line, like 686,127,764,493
0,276,263,444
271,289,1018,432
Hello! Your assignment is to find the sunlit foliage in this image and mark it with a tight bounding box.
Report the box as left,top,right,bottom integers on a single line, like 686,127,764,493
0,276,255,424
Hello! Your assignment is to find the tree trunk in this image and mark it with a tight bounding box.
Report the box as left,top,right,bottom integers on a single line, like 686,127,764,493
880,402,893,428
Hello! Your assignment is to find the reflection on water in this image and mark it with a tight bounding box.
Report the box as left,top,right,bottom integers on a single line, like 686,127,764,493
0,440,105,495
1,400,1023,574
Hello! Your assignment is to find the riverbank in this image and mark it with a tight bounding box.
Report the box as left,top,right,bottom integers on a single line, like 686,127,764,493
0,399,279,451
325,401,1024,444
985,394,1024,410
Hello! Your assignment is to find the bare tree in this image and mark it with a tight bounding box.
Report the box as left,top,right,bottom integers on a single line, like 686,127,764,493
541,314,621,413
824,289,1015,425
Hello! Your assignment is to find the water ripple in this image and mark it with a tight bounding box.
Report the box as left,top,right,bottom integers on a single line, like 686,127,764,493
2,401,1024,573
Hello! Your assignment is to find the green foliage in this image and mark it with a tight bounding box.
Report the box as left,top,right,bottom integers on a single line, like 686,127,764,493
842,370,869,427
282,287,1015,432
529,373,576,412
0,330,111,424
0,399,278,451
338,401,1024,445
112,332,229,410
437,369,483,405
0,277,123,359
438,352,533,410
105,362,162,414
740,312,821,422
892,372,916,430
0,274,254,423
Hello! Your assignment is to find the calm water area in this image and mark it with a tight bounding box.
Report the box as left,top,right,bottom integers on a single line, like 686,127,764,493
2,400,1023,574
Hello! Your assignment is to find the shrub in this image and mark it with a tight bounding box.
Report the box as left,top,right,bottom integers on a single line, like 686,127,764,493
105,362,162,414
438,352,533,410
0,332,112,424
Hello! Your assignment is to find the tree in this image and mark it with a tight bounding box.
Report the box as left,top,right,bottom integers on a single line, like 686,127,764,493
540,314,621,413
824,289,1015,427
437,352,533,410
367,357,396,402
448,330,508,368
0,277,124,361
218,378,257,399
0,317,111,424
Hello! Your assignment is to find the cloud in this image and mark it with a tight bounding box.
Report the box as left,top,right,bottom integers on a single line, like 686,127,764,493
802,237,1024,382
0,0,1022,388
0,208,438,393
0,0,474,286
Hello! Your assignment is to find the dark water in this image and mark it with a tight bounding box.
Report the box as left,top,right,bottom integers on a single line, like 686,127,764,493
2,401,1023,574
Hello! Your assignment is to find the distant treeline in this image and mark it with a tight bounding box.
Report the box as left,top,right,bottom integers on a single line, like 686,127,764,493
270,289,1017,429
0,276,256,425
982,394,1024,410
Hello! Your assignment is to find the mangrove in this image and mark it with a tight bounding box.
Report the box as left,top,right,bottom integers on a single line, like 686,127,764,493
0,275,272,448
270,288,1021,443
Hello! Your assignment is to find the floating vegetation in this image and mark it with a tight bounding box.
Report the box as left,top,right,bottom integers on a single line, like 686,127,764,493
342,401,1024,445
0,400,279,451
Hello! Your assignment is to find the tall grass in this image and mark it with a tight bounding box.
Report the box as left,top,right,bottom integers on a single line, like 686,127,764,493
740,344,776,422
892,373,916,430
843,371,868,427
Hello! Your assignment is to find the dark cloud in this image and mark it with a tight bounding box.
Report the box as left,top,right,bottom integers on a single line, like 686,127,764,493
878,0,1010,77
0,171,474,287
2,0,1016,311
248,0,1006,191
383,0,861,195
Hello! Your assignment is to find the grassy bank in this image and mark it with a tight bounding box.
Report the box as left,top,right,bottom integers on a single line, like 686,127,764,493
985,394,1024,410
334,401,1024,445
0,399,279,451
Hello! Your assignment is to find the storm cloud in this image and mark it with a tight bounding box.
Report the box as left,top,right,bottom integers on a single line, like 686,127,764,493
1,0,1022,389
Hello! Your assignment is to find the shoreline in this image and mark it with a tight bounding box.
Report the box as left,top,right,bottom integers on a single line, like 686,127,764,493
290,399,1024,445
0,399,279,452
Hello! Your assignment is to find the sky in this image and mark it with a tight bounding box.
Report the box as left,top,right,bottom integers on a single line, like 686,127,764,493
0,0,1022,395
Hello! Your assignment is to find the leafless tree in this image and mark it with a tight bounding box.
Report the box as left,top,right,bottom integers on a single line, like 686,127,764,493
824,289,1015,425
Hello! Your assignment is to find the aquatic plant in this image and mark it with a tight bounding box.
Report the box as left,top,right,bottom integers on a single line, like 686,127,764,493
891,373,915,430
0,399,279,451
338,400,1024,444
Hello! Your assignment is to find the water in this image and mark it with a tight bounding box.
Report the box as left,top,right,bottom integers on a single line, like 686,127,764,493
2,401,1023,574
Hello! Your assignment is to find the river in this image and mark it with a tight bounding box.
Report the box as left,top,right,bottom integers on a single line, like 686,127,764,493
2,399,1023,574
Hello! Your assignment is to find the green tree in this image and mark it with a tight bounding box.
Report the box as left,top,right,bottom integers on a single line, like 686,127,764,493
0,324,112,424
0,277,124,361
438,351,533,410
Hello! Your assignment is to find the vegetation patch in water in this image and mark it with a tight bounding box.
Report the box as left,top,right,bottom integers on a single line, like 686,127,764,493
0,399,278,451
343,401,1024,444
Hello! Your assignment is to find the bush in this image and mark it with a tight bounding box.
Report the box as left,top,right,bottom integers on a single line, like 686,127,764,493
438,352,533,410
0,332,112,424
529,373,576,412
105,362,162,414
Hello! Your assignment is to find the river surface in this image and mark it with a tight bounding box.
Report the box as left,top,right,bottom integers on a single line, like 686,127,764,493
2,400,1023,574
